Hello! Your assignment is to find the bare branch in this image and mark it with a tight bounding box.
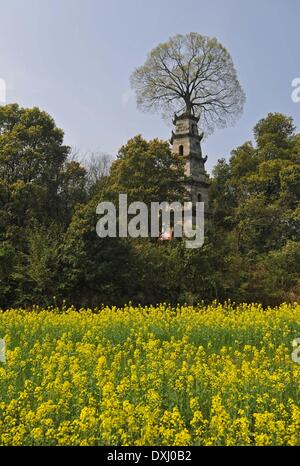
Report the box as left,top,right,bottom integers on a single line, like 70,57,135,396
130,33,246,134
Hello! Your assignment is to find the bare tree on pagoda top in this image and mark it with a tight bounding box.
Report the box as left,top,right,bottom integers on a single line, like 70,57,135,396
130,32,246,135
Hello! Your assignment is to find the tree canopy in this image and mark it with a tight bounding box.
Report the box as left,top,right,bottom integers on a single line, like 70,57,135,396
131,33,245,134
108,135,188,204
0,105,299,308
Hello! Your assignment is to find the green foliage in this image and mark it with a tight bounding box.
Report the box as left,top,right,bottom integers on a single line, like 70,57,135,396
210,112,300,303
0,105,87,306
0,106,299,307
108,135,188,204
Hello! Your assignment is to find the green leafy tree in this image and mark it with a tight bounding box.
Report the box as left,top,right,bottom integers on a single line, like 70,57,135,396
209,112,300,303
108,135,187,204
0,104,88,307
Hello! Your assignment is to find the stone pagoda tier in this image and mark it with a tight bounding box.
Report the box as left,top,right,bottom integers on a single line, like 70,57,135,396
170,112,210,210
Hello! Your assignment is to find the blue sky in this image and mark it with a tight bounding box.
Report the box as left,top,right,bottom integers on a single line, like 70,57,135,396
0,0,299,171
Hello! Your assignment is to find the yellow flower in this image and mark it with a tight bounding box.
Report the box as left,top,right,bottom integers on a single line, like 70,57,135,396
0,302,299,445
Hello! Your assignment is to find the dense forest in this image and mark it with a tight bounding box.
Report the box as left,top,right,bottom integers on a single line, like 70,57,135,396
0,103,299,308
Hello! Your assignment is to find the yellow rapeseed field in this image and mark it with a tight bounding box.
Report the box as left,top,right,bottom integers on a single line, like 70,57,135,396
0,303,300,446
